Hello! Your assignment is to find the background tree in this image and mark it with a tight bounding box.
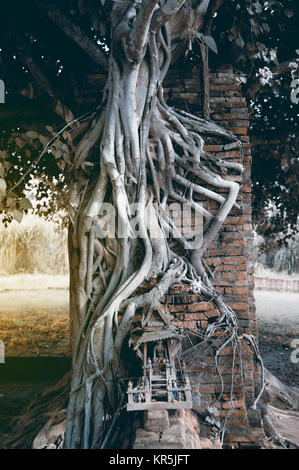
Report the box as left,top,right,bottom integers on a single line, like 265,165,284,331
175,0,299,248
212,0,299,248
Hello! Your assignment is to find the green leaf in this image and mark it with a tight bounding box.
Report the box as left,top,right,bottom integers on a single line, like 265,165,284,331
202,35,218,54
53,150,63,160
284,8,294,18
20,197,33,210
253,2,262,14
262,23,270,33
250,19,261,36
12,208,23,223
0,150,9,159
236,35,244,48
63,130,72,141
0,177,6,194
6,197,15,209
39,135,49,147
26,130,39,139
15,137,26,149
3,161,11,171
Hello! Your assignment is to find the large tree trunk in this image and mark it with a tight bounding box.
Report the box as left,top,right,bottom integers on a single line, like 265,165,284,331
62,0,248,449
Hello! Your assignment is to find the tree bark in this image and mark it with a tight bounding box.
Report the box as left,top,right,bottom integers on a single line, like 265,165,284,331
28,0,253,449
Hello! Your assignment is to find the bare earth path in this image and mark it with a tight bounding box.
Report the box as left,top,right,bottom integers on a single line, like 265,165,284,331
255,290,299,346
255,290,299,389
0,274,68,313
255,289,299,447
0,275,69,357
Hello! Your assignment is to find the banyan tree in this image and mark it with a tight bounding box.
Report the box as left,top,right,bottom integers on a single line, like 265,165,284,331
0,0,269,449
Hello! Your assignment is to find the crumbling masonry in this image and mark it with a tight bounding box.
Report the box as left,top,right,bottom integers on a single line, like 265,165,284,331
86,64,266,449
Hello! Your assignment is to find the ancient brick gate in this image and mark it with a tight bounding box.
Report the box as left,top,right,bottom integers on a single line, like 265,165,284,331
87,65,266,449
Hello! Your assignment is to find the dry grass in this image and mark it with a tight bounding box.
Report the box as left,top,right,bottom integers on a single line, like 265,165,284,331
255,264,299,280
0,309,70,356
0,215,68,275
0,215,70,355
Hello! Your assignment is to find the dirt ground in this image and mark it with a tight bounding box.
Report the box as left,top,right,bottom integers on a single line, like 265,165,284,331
255,290,299,388
0,274,298,447
255,290,299,345
0,274,70,357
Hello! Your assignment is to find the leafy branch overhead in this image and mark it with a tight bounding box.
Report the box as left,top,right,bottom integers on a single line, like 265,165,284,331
0,1,297,244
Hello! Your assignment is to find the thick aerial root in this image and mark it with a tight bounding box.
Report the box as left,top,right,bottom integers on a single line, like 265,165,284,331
64,98,246,447
262,411,299,448
65,258,187,448
32,410,66,449
58,7,255,447
264,368,299,411
1,373,70,449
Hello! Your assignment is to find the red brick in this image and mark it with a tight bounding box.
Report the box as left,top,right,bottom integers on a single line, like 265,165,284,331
203,145,224,151
223,272,247,280
224,256,247,264
186,312,207,321
216,264,247,272
187,302,213,313
221,399,246,409
228,303,249,311
225,287,249,295
219,409,247,419
205,309,219,318
234,280,248,286
168,304,186,313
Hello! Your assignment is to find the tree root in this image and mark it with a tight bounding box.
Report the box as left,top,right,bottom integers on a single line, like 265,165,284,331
1,372,70,449
262,412,299,449
28,2,262,449
264,368,299,411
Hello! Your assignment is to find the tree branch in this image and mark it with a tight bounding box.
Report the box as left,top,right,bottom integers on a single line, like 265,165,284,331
202,0,224,35
128,0,160,60
37,0,108,70
151,0,186,31
11,32,74,122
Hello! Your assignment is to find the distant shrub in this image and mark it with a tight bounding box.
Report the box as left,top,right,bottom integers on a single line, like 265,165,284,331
254,234,299,276
272,243,298,275
0,215,68,274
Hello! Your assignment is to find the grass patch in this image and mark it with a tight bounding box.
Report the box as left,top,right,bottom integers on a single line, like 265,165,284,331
0,215,68,275
0,309,70,356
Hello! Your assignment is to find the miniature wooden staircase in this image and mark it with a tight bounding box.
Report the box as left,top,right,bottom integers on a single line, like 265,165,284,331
151,375,168,399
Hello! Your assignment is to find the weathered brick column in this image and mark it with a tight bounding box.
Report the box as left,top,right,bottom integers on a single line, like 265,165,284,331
131,65,265,448
87,64,266,448
133,409,221,449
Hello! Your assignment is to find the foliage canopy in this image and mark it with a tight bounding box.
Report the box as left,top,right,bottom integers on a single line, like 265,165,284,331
0,0,298,245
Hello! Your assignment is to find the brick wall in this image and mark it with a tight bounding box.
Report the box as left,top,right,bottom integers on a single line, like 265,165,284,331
133,409,221,449
137,65,265,448
87,65,266,448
